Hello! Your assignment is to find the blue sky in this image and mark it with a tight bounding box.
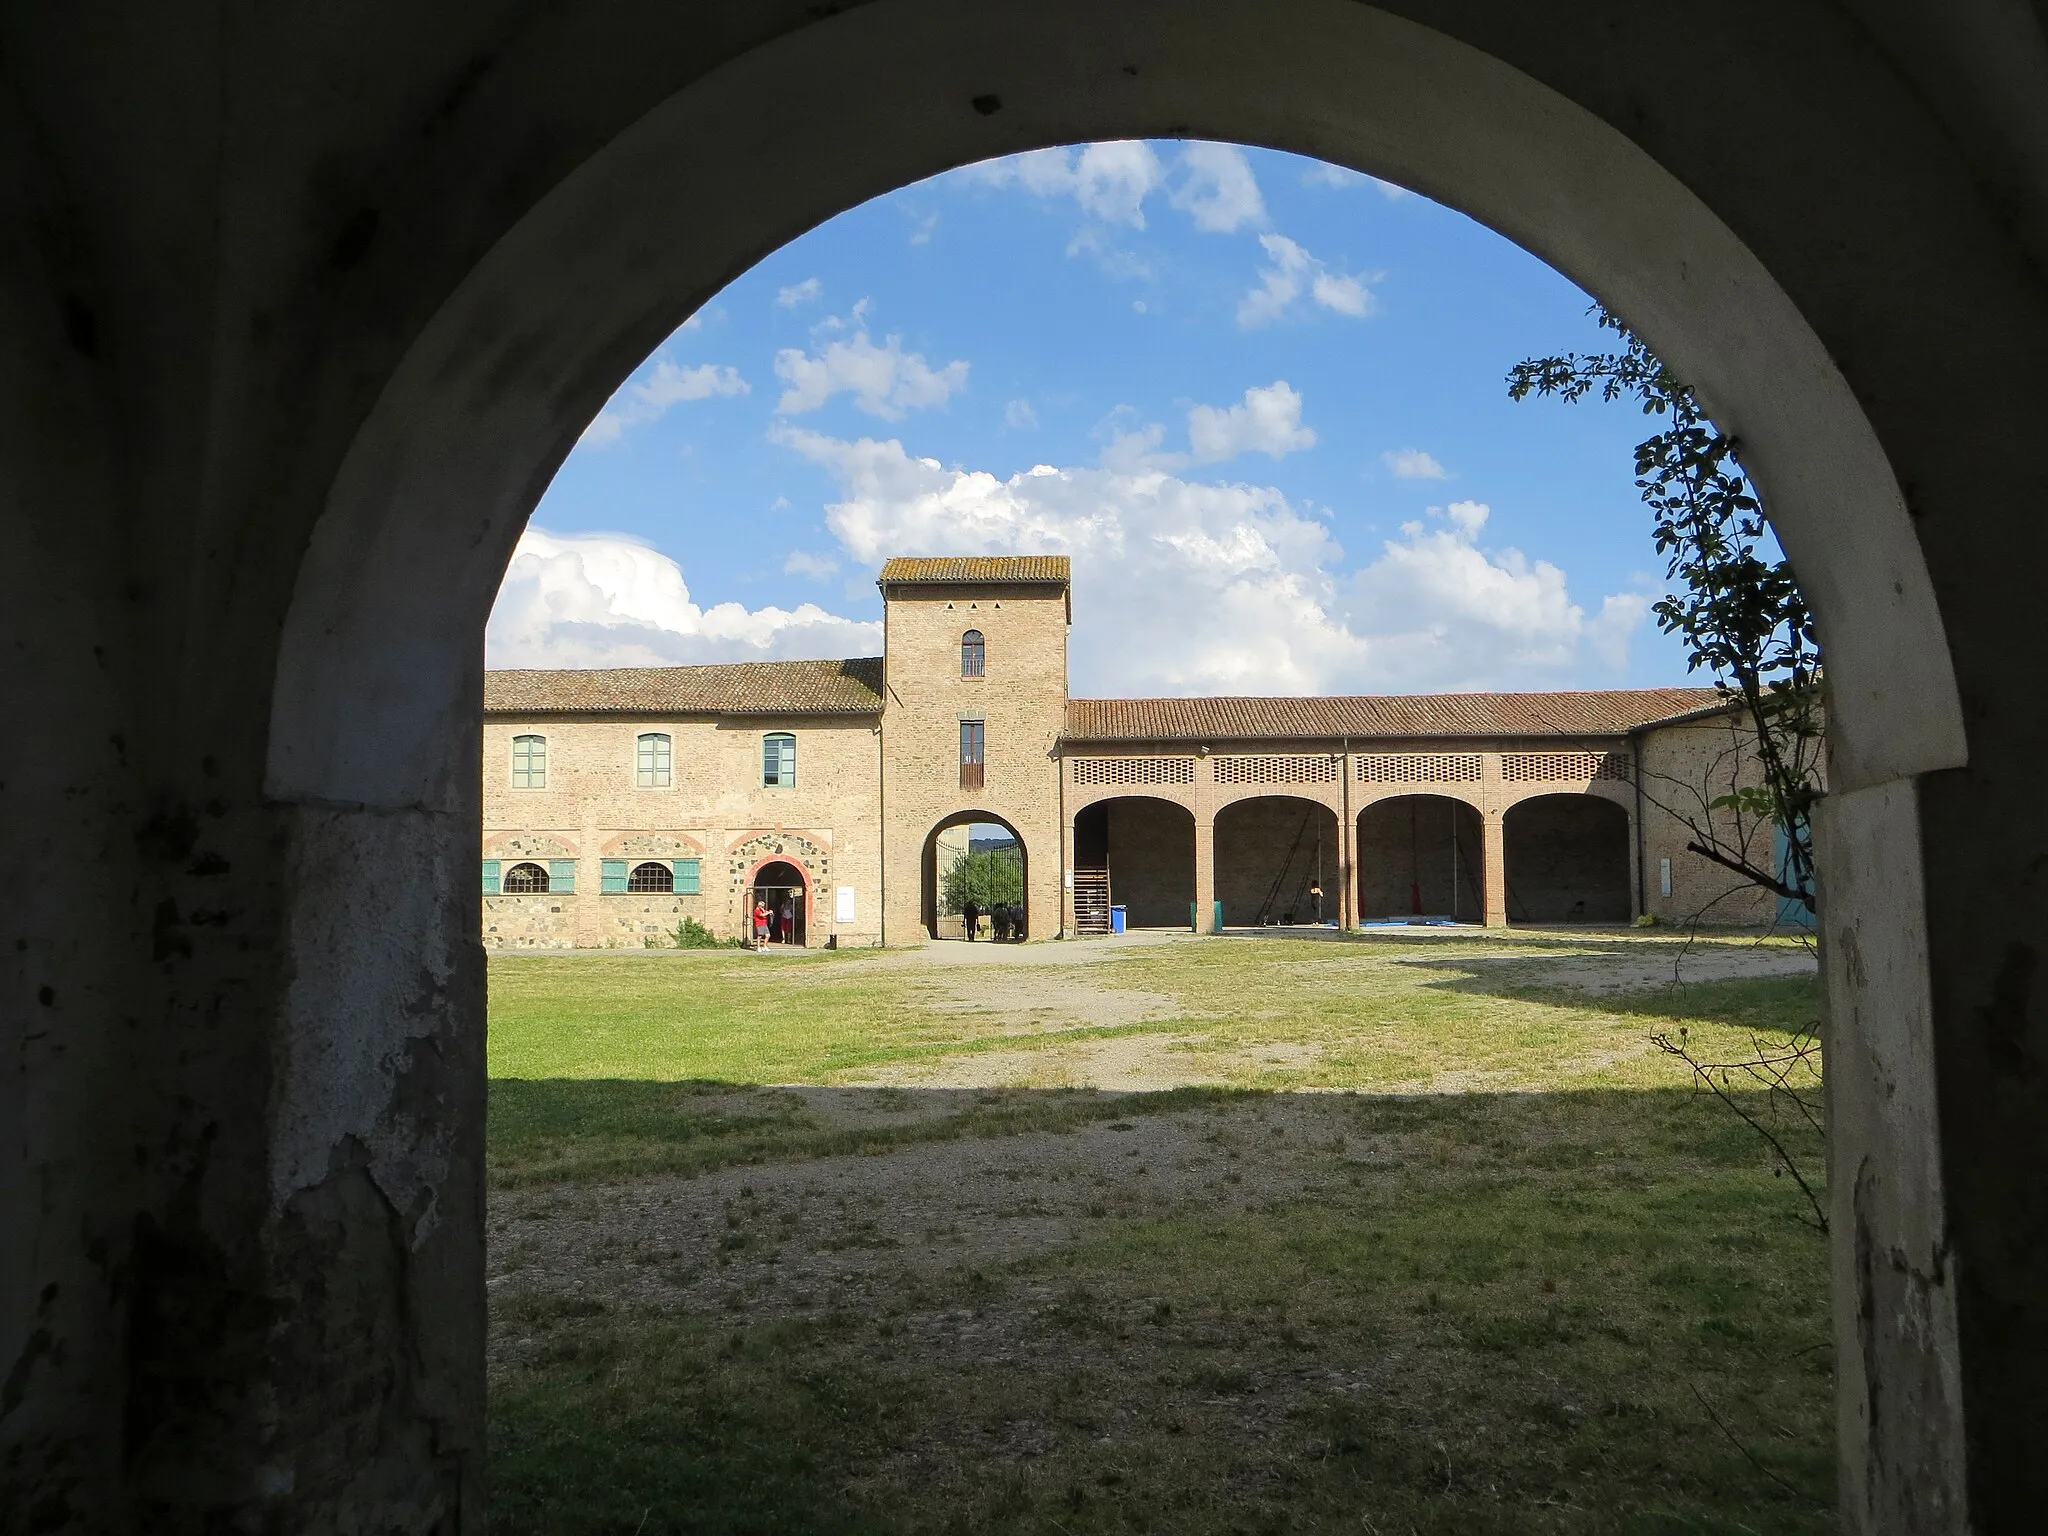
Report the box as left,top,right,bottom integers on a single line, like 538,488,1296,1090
489,141,1708,698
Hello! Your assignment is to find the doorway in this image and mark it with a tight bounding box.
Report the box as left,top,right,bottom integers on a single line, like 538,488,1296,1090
751,860,809,947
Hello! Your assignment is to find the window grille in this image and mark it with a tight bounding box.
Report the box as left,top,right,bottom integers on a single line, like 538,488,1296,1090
960,718,985,790
961,629,985,678
1355,753,1484,784
1070,757,1196,786
762,732,796,787
1500,750,1633,783
510,734,547,789
502,861,549,894
627,860,674,893
1213,754,1339,785
636,732,672,788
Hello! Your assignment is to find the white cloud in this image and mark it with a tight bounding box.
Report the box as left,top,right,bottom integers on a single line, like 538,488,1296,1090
908,211,940,246
1341,501,1651,688
1004,399,1039,429
783,549,839,579
963,141,1165,227
1301,162,1412,198
769,430,1645,696
487,527,878,668
773,326,969,420
1383,448,1447,480
579,358,749,446
776,277,823,308
1168,143,1267,233
1237,234,1375,327
1188,381,1316,463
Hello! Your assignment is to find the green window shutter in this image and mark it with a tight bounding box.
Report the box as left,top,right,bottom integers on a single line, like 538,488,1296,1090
600,859,628,894
673,858,701,895
481,860,500,895
549,858,577,894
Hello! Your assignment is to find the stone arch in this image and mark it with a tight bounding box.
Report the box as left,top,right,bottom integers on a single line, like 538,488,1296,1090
1502,794,1633,925
921,810,1029,939
482,831,577,861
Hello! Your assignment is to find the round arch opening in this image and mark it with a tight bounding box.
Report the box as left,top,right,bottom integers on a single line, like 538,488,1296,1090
1213,795,1339,929
1357,795,1485,924
1072,796,1196,932
749,858,810,947
921,813,1029,940
1502,794,1631,925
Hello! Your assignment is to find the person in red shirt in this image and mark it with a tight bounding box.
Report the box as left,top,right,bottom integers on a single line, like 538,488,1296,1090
752,900,769,945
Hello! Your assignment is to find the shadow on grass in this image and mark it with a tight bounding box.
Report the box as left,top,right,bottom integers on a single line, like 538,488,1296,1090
488,1077,1264,1189
488,1083,1832,1536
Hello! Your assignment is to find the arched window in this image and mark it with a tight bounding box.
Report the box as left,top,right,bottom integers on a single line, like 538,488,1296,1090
636,732,671,788
762,732,796,787
510,733,547,789
626,860,674,893
961,629,985,677
501,861,549,893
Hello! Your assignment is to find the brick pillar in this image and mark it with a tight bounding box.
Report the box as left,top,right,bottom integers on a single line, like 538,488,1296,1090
1193,810,1217,932
1482,809,1509,928
1062,811,1077,935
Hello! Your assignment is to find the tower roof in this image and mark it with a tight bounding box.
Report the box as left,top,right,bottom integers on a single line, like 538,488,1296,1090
877,555,1071,587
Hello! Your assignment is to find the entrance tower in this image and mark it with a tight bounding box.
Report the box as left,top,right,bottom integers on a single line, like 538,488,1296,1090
877,558,1070,940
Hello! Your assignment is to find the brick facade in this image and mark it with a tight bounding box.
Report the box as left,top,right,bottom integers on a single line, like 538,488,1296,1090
482,559,1788,946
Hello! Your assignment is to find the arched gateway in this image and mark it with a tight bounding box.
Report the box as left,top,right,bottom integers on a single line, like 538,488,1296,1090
17,5,2042,1529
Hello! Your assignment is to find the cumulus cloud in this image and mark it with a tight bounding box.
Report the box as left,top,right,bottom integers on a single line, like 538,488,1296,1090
580,358,749,446
1168,143,1267,232
776,277,823,307
768,429,1645,696
773,326,969,419
1301,162,1412,198
487,527,879,669
963,142,1165,227
1383,447,1447,480
1188,381,1316,462
1238,234,1374,327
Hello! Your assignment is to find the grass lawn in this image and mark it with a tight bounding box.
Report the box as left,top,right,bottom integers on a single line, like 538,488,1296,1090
487,932,1830,1534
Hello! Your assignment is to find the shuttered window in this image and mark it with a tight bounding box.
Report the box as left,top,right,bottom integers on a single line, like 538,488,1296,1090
481,860,501,895
674,858,701,895
510,734,547,789
636,733,672,788
502,862,548,893
627,861,673,893
959,718,985,790
600,859,628,894
547,858,577,894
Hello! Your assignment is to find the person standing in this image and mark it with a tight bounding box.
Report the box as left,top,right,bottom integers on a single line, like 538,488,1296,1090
962,898,980,941
1307,880,1324,925
753,898,769,945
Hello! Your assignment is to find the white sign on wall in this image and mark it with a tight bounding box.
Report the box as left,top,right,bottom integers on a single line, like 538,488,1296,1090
835,885,856,924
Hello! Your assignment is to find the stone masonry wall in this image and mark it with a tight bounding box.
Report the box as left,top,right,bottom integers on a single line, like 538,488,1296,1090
481,712,882,946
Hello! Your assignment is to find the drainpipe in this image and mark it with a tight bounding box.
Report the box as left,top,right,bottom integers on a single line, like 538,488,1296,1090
1339,736,1353,929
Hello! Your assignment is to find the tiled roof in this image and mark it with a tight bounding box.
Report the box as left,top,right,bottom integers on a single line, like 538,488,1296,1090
1062,687,1727,743
484,657,884,716
877,556,1071,586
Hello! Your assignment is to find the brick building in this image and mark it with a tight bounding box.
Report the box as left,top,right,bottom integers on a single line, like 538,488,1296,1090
482,556,1783,947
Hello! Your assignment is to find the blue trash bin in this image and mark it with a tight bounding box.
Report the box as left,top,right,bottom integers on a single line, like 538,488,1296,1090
1110,904,1127,934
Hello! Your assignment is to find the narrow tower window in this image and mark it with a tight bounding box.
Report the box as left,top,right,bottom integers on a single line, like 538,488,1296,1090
960,629,985,677
763,732,797,787
960,718,985,790
510,734,547,789
636,732,672,788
